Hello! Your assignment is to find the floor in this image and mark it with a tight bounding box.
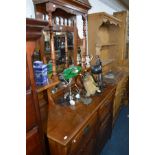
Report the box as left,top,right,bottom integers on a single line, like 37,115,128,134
100,106,129,155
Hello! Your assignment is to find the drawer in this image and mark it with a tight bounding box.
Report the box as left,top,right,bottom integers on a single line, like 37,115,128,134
69,113,97,155
99,94,113,123
26,126,43,155
26,92,37,131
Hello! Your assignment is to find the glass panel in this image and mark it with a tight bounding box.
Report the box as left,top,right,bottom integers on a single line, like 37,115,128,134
43,31,74,74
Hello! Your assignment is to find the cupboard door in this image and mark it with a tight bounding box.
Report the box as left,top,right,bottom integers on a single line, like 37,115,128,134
81,138,96,155
26,127,43,155
99,94,113,123
69,113,97,155
96,114,112,154
26,59,37,131
26,92,37,131
26,60,31,91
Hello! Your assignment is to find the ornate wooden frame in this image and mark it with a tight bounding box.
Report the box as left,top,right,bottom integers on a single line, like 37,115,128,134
33,0,91,78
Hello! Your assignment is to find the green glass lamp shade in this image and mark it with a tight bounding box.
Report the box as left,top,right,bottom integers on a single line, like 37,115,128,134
63,66,82,80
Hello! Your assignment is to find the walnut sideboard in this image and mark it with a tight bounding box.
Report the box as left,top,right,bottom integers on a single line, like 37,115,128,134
46,85,116,155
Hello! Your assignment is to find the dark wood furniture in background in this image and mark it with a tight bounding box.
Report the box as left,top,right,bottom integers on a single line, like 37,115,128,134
47,85,116,155
26,18,49,155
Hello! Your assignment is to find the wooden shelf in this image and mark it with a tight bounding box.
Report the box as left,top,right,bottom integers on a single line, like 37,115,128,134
96,43,118,48
36,78,60,93
102,43,118,46
102,59,115,66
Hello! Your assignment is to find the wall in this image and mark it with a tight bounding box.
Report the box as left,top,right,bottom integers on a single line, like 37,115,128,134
26,0,35,18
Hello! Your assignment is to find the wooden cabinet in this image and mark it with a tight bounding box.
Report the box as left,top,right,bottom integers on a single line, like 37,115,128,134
96,115,112,154
26,58,44,155
33,0,92,75
47,85,116,155
80,138,96,155
88,11,128,72
26,92,37,131
26,18,49,155
26,127,43,155
88,11,129,125
69,112,97,155
113,73,128,123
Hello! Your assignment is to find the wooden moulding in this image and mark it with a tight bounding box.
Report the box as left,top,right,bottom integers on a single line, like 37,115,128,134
88,12,122,28
26,18,48,41
33,0,91,15
44,25,74,32
36,78,60,93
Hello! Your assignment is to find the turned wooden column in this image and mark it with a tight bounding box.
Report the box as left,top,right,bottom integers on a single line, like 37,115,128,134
82,14,87,69
46,3,57,78
65,33,69,68
73,16,78,65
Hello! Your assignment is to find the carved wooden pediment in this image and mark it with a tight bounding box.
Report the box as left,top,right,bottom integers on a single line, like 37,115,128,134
33,0,91,14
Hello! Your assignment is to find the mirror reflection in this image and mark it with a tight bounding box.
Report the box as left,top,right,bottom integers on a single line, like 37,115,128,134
43,31,74,73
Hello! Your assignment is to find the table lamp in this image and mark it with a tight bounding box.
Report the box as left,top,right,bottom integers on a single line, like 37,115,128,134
63,66,82,105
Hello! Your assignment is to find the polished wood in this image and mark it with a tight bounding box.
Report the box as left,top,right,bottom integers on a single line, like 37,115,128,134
47,85,116,155
33,0,91,73
26,18,50,155
46,3,57,77
36,78,60,93
26,91,37,131
81,14,87,69
26,53,45,155
26,18,48,41
50,32,57,77
33,0,91,15
26,126,43,155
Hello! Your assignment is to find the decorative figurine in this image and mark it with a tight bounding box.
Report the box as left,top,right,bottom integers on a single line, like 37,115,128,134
77,48,81,65
85,55,93,68
83,72,101,97
91,55,104,90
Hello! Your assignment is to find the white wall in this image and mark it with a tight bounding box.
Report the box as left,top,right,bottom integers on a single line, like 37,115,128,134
26,0,35,18
88,0,115,15
98,0,127,12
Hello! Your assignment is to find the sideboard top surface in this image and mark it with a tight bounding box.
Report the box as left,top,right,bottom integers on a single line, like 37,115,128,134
47,84,116,146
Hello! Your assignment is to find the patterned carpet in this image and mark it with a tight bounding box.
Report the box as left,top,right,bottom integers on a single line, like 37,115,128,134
100,106,129,155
